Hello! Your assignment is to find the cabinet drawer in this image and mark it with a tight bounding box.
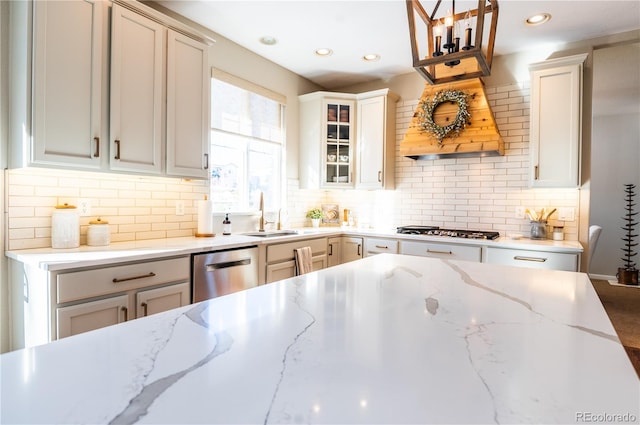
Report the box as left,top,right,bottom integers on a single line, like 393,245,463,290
364,238,398,256
401,241,481,262
266,238,327,263
484,247,578,272
57,256,190,304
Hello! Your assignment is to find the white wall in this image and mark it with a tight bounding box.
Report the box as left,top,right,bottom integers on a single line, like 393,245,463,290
1,0,10,353
591,42,640,277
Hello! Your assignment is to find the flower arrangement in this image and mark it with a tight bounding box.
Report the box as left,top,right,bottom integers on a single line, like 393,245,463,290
306,208,323,220
417,89,471,144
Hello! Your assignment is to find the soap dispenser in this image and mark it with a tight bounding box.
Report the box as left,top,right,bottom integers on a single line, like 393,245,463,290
222,213,232,235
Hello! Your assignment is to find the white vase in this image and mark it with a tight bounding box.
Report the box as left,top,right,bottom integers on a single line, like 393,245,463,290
311,218,320,228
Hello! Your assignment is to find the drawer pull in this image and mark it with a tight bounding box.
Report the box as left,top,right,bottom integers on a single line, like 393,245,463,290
375,245,389,249
112,272,156,283
121,306,128,322
514,256,547,263
141,302,148,317
427,249,453,255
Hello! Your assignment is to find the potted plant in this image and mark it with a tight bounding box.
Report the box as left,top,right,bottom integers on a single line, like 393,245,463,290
618,184,638,285
306,208,323,228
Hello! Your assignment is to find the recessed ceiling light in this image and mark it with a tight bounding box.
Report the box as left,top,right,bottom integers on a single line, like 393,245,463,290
526,13,551,26
363,53,380,62
315,48,333,57
259,36,277,46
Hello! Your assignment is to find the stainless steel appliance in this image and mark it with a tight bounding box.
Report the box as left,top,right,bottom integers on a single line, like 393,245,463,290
192,246,259,303
397,225,500,240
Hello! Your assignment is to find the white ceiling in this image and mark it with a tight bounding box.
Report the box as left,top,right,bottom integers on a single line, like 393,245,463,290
155,0,640,89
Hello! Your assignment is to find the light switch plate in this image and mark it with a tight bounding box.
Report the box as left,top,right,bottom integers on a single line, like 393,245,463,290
515,206,526,219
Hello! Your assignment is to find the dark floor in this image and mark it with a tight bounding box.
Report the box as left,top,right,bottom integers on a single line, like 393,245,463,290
591,279,640,377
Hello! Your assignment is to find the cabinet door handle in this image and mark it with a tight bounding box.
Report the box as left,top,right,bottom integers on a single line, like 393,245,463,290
378,171,382,182
121,306,128,322
114,139,121,160
204,153,209,170
357,244,361,256
534,165,539,180
141,302,148,317
375,245,388,249
514,256,547,263
328,243,333,256
93,137,100,158
427,249,453,255
112,272,156,283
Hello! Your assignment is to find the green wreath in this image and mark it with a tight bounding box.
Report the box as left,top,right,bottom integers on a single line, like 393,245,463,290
417,90,471,144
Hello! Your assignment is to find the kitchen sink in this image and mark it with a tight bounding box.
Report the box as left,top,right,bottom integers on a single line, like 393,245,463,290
242,230,302,238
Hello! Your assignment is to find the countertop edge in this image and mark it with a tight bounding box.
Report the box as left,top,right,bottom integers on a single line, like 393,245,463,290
6,228,583,271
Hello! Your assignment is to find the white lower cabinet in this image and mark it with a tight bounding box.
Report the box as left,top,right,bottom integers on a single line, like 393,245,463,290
57,294,129,339
401,240,482,262
10,256,191,348
364,238,398,257
57,280,190,340
327,237,341,267
342,237,363,263
484,247,579,272
136,281,190,318
265,238,328,283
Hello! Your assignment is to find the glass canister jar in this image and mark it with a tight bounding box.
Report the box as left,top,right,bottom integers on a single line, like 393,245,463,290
51,204,80,248
87,218,110,246
530,221,547,240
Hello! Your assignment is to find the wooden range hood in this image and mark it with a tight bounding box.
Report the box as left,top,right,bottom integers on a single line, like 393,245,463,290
401,78,504,160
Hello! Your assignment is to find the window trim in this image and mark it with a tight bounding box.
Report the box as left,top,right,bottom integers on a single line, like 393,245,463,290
210,69,287,214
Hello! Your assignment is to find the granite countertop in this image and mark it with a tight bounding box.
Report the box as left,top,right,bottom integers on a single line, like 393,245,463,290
1,254,636,424
6,227,583,272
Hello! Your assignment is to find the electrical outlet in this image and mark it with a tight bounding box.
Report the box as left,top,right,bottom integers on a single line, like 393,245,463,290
176,200,185,216
558,207,575,221
77,198,91,216
515,206,526,219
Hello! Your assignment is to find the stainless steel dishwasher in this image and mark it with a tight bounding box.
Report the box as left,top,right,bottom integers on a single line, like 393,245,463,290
192,246,259,302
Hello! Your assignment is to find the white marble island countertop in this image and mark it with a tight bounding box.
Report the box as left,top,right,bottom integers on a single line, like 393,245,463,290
1,254,637,424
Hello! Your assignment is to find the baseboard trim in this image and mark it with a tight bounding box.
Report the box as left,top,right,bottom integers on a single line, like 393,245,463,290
589,273,616,281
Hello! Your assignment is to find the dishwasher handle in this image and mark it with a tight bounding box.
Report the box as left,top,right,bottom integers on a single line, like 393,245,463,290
205,258,252,271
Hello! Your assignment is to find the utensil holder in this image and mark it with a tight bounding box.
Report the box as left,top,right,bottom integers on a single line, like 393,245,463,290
530,221,547,240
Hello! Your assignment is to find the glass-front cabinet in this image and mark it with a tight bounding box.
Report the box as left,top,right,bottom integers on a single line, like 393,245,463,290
323,100,354,186
298,89,397,190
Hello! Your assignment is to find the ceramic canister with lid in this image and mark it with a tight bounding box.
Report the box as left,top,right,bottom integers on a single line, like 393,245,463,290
51,203,80,248
87,218,110,246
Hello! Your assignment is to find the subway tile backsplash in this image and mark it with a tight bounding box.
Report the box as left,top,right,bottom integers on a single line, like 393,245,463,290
6,82,579,250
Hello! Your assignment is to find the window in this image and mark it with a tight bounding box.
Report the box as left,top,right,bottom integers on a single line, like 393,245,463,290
210,70,285,213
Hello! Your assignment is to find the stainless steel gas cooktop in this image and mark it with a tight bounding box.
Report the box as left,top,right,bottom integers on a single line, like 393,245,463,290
396,225,500,240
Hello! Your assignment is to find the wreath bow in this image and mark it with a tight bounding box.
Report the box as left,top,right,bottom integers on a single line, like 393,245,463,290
417,90,471,144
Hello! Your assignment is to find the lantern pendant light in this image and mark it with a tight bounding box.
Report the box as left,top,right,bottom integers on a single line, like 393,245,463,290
406,0,499,85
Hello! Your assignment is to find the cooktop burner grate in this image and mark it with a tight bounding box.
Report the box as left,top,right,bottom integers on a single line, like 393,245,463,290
396,225,500,240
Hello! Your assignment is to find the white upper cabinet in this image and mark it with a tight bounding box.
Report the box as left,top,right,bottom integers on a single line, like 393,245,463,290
356,90,398,190
299,89,398,190
110,4,164,175
31,0,107,170
529,54,587,188
166,30,210,179
9,0,211,179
